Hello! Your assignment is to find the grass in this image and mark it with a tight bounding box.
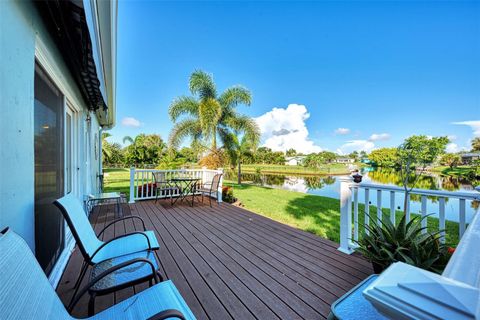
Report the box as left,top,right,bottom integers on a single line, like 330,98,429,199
103,168,460,246
103,168,130,196
226,182,460,246
238,163,357,175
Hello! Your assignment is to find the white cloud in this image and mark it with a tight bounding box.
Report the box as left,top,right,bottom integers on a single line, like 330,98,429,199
337,140,375,155
255,104,322,154
452,120,480,137
446,143,459,153
447,135,457,141
368,133,390,141
334,128,350,135
121,117,141,128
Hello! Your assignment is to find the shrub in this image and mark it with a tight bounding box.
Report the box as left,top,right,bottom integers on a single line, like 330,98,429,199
222,186,236,203
355,214,451,274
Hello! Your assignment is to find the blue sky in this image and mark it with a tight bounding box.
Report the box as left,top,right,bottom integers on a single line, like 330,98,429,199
108,1,480,154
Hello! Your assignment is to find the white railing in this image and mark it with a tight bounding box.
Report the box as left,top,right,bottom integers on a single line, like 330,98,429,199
129,167,223,203
339,176,480,254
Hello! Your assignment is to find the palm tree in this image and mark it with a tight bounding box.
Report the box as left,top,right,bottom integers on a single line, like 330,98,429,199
168,70,259,153
472,137,480,152
101,132,112,162
224,133,259,184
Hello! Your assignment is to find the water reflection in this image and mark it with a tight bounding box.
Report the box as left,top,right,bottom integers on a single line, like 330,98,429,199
226,167,479,222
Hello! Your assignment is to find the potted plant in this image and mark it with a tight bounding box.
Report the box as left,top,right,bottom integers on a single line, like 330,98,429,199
355,213,450,274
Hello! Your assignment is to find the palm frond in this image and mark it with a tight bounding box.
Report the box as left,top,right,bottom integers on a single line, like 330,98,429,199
224,113,261,147
168,118,202,149
168,96,200,122
219,86,252,110
199,98,222,138
123,136,134,144
189,70,217,100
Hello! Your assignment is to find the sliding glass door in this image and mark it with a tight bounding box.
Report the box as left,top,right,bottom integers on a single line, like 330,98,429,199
34,64,65,274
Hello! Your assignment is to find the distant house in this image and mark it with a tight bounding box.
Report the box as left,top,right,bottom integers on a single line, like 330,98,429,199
335,157,355,164
461,153,480,165
285,156,306,166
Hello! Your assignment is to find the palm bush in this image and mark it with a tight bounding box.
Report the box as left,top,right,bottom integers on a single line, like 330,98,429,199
355,214,450,274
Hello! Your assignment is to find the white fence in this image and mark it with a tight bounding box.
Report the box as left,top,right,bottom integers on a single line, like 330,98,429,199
129,167,223,203
339,176,480,254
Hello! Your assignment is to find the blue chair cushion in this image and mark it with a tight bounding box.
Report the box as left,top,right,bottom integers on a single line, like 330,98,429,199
92,230,159,264
90,280,196,320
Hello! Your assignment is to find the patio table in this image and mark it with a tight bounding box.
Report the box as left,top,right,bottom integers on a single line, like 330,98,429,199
170,177,200,207
328,274,386,320
87,192,125,217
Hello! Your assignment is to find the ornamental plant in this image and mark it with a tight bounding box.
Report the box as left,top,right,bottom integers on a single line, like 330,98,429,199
354,213,450,274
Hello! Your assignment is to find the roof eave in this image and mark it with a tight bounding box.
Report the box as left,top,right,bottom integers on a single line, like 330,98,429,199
84,0,117,129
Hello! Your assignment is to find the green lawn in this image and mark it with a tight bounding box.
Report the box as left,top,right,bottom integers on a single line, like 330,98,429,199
226,183,460,246
103,168,131,196
103,168,460,246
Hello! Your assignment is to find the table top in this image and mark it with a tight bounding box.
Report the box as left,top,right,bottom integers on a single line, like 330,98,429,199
171,177,201,182
330,275,387,320
89,192,122,200
89,250,158,293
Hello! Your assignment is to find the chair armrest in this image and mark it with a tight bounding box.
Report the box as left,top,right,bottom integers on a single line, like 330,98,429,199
97,215,147,238
68,258,159,311
147,309,187,320
90,231,152,261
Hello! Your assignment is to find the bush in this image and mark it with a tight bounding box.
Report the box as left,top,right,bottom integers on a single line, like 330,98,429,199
355,214,451,274
222,186,236,203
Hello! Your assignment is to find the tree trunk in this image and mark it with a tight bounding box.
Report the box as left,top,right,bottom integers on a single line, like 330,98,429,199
238,161,242,185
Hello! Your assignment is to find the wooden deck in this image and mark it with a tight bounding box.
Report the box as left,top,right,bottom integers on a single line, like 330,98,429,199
57,199,373,319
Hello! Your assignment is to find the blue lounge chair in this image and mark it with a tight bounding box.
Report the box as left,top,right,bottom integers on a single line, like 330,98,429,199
0,228,196,319
54,194,161,306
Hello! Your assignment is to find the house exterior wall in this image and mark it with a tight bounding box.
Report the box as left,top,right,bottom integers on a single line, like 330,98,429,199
0,0,101,275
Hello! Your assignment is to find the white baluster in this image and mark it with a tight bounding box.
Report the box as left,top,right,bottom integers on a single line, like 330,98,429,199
365,188,370,235
377,189,382,224
390,190,396,225
129,167,135,203
439,197,446,243
353,186,359,242
421,195,427,234
459,198,466,238
141,171,145,199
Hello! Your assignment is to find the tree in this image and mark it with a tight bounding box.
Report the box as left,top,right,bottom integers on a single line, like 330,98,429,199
440,153,461,169
368,148,398,167
101,132,113,163
348,151,359,162
472,137,480,152
168,70,259,157
124,134,167,166
286,148,297,157
397,135,449,213
224,134,258,184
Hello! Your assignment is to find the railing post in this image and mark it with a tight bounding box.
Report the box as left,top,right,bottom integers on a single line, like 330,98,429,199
201,166,207,187
339,176,354,254
129,166,135,203
217,168,223,203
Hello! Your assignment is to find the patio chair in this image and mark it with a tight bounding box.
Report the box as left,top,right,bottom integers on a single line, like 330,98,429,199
54,194,160,307
196,173,223,207
0,228,195,320
153,171,179,204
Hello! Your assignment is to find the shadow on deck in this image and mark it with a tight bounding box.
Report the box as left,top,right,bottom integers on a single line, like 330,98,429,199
56,199,373,319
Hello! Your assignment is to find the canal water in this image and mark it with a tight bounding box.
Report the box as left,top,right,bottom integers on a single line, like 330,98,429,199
226,168,479,223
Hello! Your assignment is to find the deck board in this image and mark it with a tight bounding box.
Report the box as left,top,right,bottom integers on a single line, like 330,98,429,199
57,199,373,319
